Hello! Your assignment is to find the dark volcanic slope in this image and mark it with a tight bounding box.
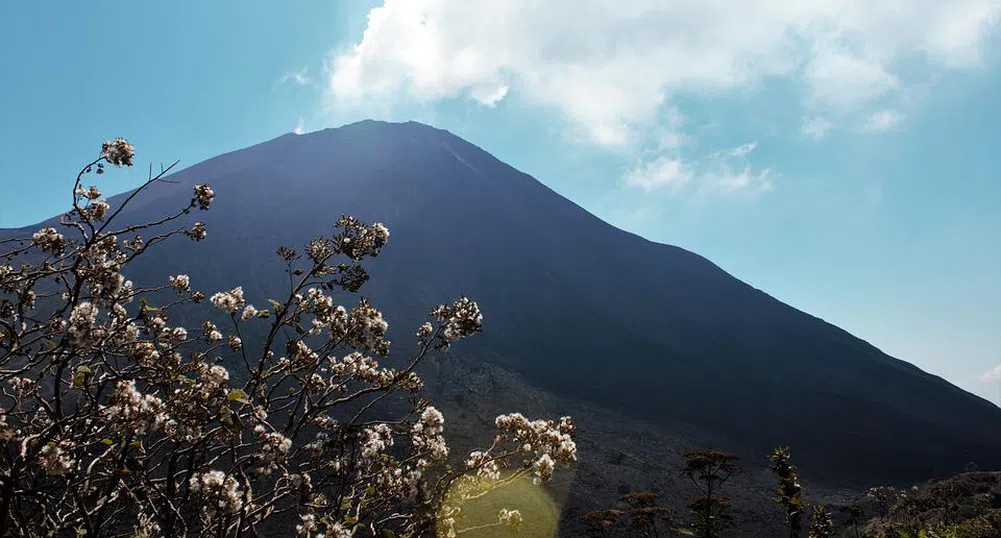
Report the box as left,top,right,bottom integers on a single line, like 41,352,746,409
7,120,1000,485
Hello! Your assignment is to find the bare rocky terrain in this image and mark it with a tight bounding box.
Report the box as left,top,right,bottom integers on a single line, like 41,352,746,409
422,354,864,537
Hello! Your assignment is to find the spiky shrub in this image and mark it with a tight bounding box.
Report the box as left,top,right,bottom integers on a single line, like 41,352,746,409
806,505,835,538
770,446,805,538
681,449,742,538
0,140,577,538
581,491,676,537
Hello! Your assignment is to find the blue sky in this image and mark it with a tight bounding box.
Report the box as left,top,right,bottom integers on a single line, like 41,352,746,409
1,1,999,402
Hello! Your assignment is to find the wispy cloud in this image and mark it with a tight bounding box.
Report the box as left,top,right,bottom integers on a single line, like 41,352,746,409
802,116,834,140
978,364,1001,384
293,118,305,135
862,109,905,132
626,141,773,194
625,157,696,192
278,67,311,86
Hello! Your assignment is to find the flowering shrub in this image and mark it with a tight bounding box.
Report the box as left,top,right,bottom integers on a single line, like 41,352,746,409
0,140,576,537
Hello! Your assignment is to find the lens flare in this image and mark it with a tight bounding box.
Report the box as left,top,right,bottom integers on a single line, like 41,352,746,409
439,473,560,538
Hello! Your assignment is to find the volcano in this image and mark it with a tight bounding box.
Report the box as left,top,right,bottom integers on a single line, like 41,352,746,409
7,119,1000,488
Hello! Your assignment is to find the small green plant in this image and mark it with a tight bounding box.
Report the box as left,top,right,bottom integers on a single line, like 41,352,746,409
770,446,806,538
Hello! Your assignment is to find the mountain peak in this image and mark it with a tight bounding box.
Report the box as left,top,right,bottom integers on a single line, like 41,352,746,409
9,122,1001,487
303,119,449,139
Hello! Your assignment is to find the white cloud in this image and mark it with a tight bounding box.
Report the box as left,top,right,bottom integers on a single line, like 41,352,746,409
978,364,1001,384
862,109,905,131
294,118,305,135
279,67,312,86
703,141,775,193
625,157,696,191
706,165,776,193
802,116,835,139
803,44,900,112
626,140,773,194
654,108,689,151
725,141,758,159
327,0,1001,148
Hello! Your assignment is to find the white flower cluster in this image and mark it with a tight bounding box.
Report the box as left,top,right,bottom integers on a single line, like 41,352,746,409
193,184,215,209
203,363,230,387
328,352,387,386
0,264,13,292
304,237,331,262
301,289,390,356
533,453,556,482
38,441,75,476
416,321,433,338
187,221,207,241
296,514,352,538
75,185,101,201
210,286,245,314
20,289,36,310
346,299,390,355
430,297,482,347
498,508,523,530
361,423,394,459
411,406,448,469
296,514,318,537
168,274,190,292
153,363,230,443
189,470,243,516
300,287,339,333
105,379,172,435
8,377,38,399
240,304,259,321
465,450,501,481
369,462,424,503
78,236,133,305
67,302,101,346
494,413,577,483
86,263,131,305
86,200,110,221
109,303,130,333
203,321,223,342
130,341,160,367
359,222,390,255
32,227,65,254
101,138,135,167
278,340,320,373
252,425,292,476
336,216,390,260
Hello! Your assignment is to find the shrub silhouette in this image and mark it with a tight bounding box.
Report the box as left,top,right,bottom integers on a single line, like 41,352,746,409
582,491,677,537
681,449,742,538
